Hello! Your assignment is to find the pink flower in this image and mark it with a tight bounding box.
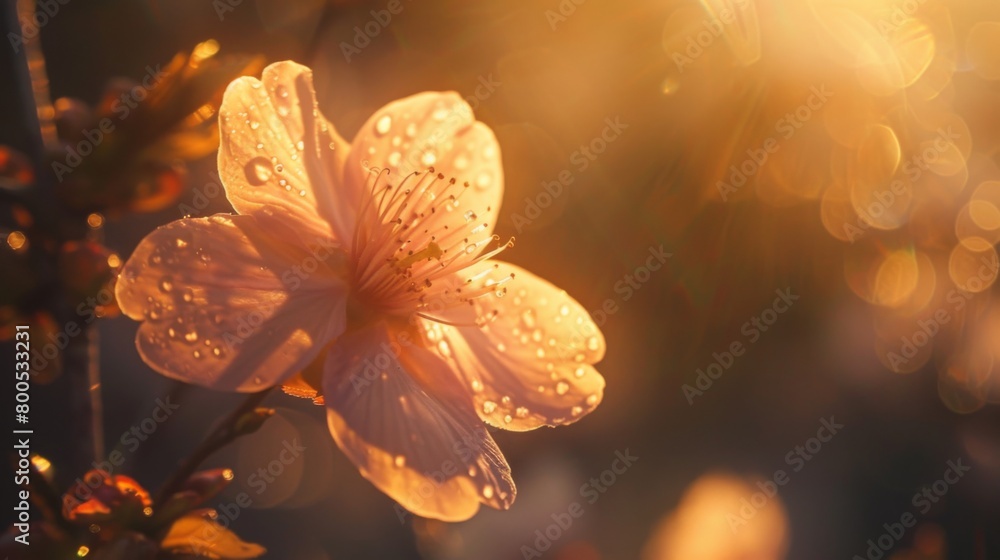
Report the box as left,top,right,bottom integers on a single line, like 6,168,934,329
116,61,606,521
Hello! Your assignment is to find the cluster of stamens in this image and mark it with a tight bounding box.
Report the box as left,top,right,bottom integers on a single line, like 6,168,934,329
350,167,514,321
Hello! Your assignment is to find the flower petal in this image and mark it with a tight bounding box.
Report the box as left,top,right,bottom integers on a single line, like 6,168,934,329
345,93,506,292
420,261,606,431
115,214,347,391
323,323,515,521
218,61,355,243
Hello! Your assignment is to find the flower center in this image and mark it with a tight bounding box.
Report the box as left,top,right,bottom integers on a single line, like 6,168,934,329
347,167,512,321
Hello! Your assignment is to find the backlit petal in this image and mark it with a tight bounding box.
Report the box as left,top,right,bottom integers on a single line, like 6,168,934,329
115,214,347,391
218,61,354,243
323,323,515,521
346,93,506,300
420,261,606,431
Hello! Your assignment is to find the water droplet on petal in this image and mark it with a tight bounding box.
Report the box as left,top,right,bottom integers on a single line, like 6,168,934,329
515,406,529,418
471,379,484,392
375,115,392,136
388,151,401,166
475,172,492,190
521,309,536,328
405,123,418,138
394,455,406,468
482,485,494,499
295,140,304,151
182,289,194,303
586,394,598,406
556,381,570,395
571,406,583,416
574,367,586,378
421,151,437,166
245,156,272,186
482,400,497,414
184,331,199,343
159,277,174,293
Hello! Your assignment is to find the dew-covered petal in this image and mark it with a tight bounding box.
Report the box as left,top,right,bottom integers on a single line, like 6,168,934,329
218,61,355,243
323,323,515,521
115,214,347,391
419,261,606,431
346,93,505,297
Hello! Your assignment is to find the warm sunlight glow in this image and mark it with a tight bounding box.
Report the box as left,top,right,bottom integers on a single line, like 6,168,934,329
115,61,606,522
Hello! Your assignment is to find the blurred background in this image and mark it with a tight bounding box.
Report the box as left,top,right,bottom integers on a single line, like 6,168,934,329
4,0,1000,558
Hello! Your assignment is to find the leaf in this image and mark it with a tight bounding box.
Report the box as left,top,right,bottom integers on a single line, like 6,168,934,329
160,512,265,559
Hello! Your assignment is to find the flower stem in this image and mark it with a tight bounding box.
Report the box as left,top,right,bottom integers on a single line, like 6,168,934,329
153,388,274,506
8,0,57,161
